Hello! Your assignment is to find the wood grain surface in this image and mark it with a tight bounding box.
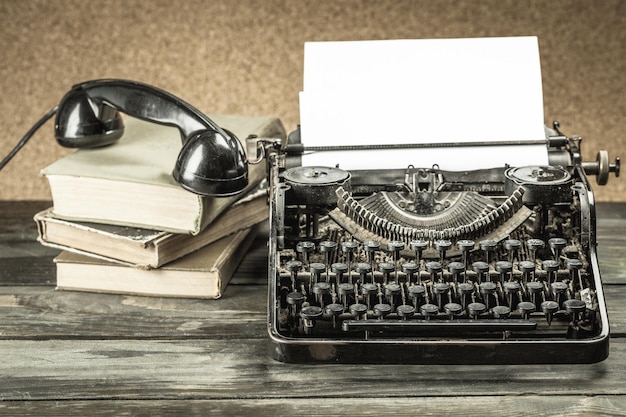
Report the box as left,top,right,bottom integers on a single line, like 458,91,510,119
1,201,625,415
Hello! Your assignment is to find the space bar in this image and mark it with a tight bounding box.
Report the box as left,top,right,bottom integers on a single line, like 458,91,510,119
341,319,537,332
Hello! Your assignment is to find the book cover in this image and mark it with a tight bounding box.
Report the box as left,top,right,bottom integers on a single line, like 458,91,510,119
54,227,257,299
35,188,268,269
42,114,284,234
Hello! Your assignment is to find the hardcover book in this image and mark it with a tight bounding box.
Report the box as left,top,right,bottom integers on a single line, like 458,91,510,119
41,114,284,234
35,188,268,269
54,227,257,299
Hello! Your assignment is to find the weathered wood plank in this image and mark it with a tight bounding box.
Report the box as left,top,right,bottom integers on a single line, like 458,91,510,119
2,396,626,416
2,338,626,401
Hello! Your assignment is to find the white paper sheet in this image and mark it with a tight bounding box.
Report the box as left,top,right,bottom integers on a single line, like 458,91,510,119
299,37,549,170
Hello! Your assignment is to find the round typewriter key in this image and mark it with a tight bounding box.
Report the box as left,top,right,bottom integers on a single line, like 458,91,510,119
503,281,521,308
286,291,305,305
433,282,450,294
378,262,395,284
479,282,497,309
373,303,392,319
420,303,439,320
517,301,536,319
296,241,315,266
526,281,545,306
563,299,587,315
408,284,426,307
457,282,474,310
472,261,489,283
349,303,368,320
566,258,584,289
447,262,465,284
402,262,419,284
286,260,303,290
300,305,323,333
518,260,536,283
457,239,475,252
331,262,349,284
338,282,354,308
397,304,416,320
434,239,452,261
325,303,344,316
309,262,326,290
542,259,560,284
426,261,443,282
354,262,372,284
385,283,401,296
387,240,405,253
548,237,568,263
467,302,487,319
319,241,337,281
444,302,463,319
491,305,511,319
361,283,377,308
312,282,331,307
495,261,513,282
541,300,559,326
410,239,429,262
526,239,545,261
479,239,497,265
504,239,521,262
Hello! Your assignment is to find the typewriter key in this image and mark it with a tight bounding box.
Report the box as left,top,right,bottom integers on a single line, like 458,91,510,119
518,260,536,283
526,281,545,306
566,258,584,290
496,261,514,283
338,282,354,307
385,283,401,311
542,259,560,284
410,239,429,265
301,306,323,334
286,260,303,291
312,282,331,308
467,302,487,319
491,305,511,319
420,303,439,320
503,281,521,308
309,262,326,292
397,304,416,320
472,261,489,283
444,302,463,320
456,282,474,310
448,262,465,284
479,282,497,310
457,239,475,269
349,303,368,320
361,283,378,309
319,240,337,281
479,239,497,265
548,237,568,265
296,241,315,267
541,300,559,326
341,241,359,278
325,303,345,329
551,281,568,306
426,261,443,282
504,239,521,263
331,262,349,285
517,301,536,320
373,303,392,319
526,239,545,262
434,239,452,262
354,262,372,284
408,284,426,308
402,262,419,284
378,262,395,284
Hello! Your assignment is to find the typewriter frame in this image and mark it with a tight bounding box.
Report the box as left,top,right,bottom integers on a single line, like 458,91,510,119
264,132,611,365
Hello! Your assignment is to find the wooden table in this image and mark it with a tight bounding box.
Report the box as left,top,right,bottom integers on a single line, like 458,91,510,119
2,201,625,415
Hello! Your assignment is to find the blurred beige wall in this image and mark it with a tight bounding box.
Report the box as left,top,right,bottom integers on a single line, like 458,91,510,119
0,0,623,201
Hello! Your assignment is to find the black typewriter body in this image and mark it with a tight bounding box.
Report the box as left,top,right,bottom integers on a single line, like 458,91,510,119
264,128,618,364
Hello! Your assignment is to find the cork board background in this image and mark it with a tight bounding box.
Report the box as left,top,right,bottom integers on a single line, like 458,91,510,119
0,0,623,201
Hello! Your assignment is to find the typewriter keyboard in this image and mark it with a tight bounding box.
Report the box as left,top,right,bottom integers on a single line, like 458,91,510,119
275,232,600,341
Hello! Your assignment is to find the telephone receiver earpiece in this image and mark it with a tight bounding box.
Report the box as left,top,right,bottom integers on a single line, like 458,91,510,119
54,79,248,196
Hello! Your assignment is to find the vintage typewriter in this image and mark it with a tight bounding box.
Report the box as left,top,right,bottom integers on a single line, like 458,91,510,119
258,123,620,364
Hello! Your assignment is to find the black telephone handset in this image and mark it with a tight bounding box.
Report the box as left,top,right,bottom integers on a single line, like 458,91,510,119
54,79,248,196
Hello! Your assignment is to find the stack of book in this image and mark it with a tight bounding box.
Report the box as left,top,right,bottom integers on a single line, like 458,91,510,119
35,114,285,298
